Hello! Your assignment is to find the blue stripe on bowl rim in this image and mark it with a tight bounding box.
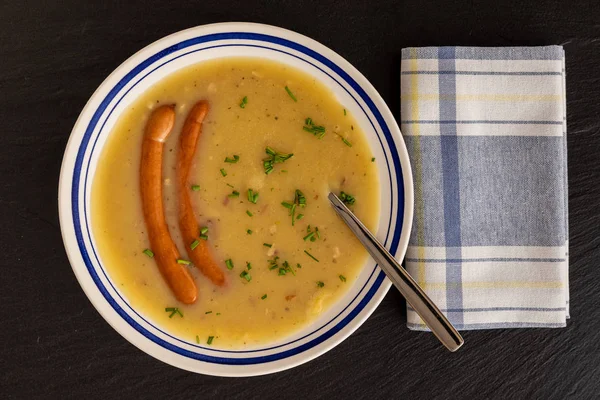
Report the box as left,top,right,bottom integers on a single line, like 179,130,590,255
71,32,406,365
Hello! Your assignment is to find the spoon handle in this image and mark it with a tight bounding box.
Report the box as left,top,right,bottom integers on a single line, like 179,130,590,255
328,193,464,352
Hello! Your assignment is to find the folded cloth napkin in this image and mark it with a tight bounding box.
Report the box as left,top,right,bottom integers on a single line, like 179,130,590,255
400,46,568,330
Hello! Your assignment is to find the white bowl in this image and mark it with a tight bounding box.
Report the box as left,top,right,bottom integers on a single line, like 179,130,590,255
58,22,413,376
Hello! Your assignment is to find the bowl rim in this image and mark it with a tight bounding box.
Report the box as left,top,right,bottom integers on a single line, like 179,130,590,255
58,22,414,376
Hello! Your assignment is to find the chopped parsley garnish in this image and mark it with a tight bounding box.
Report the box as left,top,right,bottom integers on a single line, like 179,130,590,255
281,189,307,226
220,168,227,177
303,117,326,138
246,262,252,270
199,226,209,240
228,190,240,198
261,294,267,300
371,157,375,162
205,311,212,314
316,281,325,288
285,86,298,102
240,270,252,282
268,256,280,270
263,243,272,248
263,147,294,175
296,263,302,269
190,239,200,250
277,260,295,276
247,189,259,204
247,229,253,235
207,336,214,345
176,259,191,265
334,131,352,147
304,250,319,262
142,249,154,258
165,307,183,318
339,191,356,205
239,96,248,108
191,184,201,191
196,335,199,344
246,210,254,217
343,108,347,116
303,225,320,242
224,155,240,163
225,259,234,270
226,183,234,188
282,260,295,276
296,213,304,220
339,275,347,282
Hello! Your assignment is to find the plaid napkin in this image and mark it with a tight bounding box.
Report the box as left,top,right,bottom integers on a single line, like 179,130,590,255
400,46,568,330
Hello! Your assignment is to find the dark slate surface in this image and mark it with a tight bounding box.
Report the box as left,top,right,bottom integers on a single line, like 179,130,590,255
1,0,599,398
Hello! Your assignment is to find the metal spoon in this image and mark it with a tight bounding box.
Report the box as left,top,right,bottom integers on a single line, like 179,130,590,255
328,192,464,352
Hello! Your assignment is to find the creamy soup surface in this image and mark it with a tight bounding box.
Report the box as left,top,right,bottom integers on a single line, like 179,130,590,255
92,57,380,348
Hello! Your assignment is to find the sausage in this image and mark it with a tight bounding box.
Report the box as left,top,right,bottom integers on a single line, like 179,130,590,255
177,101,226,286
140,105,198,304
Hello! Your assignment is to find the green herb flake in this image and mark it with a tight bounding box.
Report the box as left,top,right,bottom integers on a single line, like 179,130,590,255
225,259,234,270
176,259,191,265
205,311,212,314
224,155,240,163
200,227,209,235
191,184,201,191
142,249,154,258
317,281,325,288
263,147,294,175
247,189,259,204
246,262,252,270
341,137,353,147
303,231,316,241
303,117,326,139
207,336,214,345
268,256,280,270
190,240,200,250
246,210,254,217
285,86,298,102
371,157,376,162
304,250,319,262
196,335,200,344
282,189,307,226
263,243,272,248
339,275,347,282
343,108,347,116
278,268,287,276
220,168,227,177
282,260,295,276
340,191,356,205
304,226,321,242
296,213,304,220
239,96,248,108
296,263,302,269
240,270,252,282
228,190,240,198
165,307,183,318
261,294,267,300
247,229,253,235
199,234,209,241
